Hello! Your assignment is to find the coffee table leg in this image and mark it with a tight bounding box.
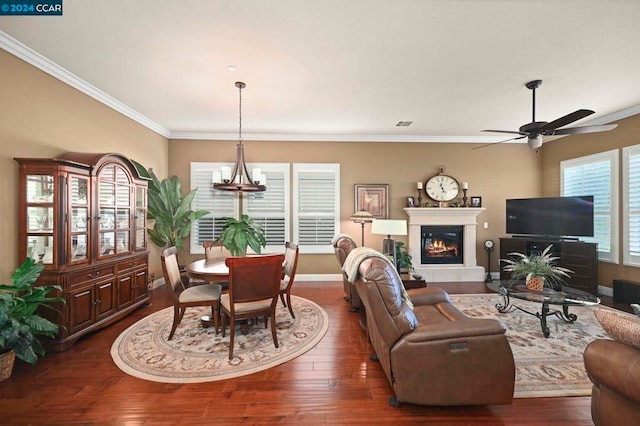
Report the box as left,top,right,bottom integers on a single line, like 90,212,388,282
539,302,551,338
557,305,577,323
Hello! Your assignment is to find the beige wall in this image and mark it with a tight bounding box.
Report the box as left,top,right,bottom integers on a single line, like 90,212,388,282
0,50,169,279
169,139,542,275
541,113,640,288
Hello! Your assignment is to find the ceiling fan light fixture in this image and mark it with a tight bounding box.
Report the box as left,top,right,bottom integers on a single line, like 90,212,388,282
527,134,543,150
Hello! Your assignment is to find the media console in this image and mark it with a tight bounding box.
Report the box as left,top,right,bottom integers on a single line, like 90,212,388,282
499,237,598,296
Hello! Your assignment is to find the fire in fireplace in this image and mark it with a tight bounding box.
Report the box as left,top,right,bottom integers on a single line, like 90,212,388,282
421,225,464,264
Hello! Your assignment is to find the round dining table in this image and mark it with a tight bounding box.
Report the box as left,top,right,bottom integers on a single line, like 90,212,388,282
185,258,229,282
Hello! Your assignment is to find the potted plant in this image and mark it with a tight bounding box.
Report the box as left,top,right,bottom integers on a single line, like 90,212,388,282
219,215,267,256
396,241,413,272
131,160,209,251
500,244,573,291
0,258,64,380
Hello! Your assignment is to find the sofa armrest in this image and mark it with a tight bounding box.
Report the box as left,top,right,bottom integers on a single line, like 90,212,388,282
404,318,506,343
407,287,451,306
584,339,640,404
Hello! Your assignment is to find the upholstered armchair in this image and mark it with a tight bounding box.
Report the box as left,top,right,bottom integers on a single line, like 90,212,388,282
584,308,640,425
352,253,515,407
332,234,359,310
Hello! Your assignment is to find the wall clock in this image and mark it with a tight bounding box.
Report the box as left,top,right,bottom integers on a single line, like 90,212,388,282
425,168,460,203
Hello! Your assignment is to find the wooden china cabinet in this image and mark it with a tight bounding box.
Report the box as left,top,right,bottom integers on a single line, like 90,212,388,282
14,152,150,351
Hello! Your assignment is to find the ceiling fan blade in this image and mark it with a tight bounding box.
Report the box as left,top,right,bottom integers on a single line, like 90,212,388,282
540,109,595,133
552,124,618,135
472,135,526,150
481,129,526,135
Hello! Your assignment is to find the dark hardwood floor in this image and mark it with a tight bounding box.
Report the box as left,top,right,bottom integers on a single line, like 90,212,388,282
1,280,615,425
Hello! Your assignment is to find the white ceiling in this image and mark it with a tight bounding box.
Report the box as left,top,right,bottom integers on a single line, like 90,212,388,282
1,0,639,143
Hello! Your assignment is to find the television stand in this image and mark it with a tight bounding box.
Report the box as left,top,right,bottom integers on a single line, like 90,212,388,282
499,237,598,296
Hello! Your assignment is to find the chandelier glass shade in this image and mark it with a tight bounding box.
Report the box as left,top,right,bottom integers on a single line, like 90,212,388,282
213,81,266,193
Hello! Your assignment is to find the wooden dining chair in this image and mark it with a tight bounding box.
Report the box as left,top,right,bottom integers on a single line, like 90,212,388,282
220,254,285,359
161,246,222,339
279,242,299,318
202,240,231,290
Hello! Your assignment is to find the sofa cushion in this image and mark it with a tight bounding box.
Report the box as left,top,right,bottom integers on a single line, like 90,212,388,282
594,307,640,349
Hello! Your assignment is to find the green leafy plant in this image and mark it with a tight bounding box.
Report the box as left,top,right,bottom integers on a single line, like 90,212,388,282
0,258,64,365
219,215,267,256
396,241,413,270
501,244,573,288
131,160,208,251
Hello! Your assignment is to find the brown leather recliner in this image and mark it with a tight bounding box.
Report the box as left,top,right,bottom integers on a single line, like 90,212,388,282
353,255,515,406
584,339,640,426
332,235,360,310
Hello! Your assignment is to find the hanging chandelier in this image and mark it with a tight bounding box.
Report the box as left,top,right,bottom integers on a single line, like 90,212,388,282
213,81,266,192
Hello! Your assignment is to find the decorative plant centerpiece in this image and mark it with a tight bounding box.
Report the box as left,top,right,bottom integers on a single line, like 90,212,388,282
501,244,573,291
219,215,267,256
0,258,64,380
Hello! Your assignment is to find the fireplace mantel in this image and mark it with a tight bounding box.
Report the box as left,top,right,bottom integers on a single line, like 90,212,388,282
404,207,486,282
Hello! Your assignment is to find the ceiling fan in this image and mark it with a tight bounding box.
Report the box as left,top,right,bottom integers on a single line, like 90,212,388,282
475,79,617,150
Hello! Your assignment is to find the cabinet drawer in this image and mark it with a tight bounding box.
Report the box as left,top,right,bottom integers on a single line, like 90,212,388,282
69,265,115,286
117,257,148,272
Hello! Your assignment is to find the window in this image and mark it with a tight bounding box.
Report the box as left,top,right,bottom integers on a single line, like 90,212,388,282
293,163,340,254
190,162,290,254
561,149,619,263
243,163,290,252
623,144,640,266
190,162,238,254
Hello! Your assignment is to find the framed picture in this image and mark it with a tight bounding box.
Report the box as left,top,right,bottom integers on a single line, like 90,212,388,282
470,196,482,208
355,184,389,219
407,196,415,207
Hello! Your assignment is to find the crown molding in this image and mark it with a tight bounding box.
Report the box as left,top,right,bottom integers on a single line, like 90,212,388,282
168,131,511,143
580,104,640,126
0,31,171,138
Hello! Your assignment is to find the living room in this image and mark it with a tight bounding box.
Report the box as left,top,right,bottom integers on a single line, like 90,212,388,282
1,1,640,424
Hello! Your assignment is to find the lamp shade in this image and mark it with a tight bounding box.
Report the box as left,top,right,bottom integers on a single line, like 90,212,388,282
371,219,407,236
350,210,374,223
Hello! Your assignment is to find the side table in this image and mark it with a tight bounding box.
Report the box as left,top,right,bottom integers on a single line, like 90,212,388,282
401,274,427,290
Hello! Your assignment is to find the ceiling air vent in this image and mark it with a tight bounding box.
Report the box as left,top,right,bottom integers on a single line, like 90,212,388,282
395,121,413,127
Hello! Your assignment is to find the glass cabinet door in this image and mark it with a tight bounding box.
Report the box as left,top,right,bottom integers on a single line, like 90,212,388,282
25,174,55,265
135,186,147,250
98,164,131,258
69,175,89,263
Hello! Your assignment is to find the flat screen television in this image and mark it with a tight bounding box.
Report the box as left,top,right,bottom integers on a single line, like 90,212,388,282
506,196,594,238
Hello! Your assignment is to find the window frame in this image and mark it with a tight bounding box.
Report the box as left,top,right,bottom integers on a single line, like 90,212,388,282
560,149,619,264
292,163,341,254
623,144,640,267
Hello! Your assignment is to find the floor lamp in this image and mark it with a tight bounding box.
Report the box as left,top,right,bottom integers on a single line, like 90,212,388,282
371,219,407,270
350,210,374,246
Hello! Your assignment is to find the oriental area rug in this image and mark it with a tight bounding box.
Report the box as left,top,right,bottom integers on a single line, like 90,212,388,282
111,295,328,383
449,293,611,398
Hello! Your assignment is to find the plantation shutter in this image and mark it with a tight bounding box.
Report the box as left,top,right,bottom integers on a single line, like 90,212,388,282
190,162,238,254
561,150,618,263
244,163,290,250
623,145,640,266
293,163,340,254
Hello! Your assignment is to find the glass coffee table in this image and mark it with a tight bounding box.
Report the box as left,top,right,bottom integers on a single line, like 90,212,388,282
486,280,601,338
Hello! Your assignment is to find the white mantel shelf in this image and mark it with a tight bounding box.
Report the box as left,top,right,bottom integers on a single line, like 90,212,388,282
404,207,486,282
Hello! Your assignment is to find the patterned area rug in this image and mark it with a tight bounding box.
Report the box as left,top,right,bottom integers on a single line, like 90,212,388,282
111,295,328,383
449,293,611,398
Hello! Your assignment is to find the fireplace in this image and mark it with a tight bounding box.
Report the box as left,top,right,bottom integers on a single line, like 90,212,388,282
404,207,485,282
421,226,463,264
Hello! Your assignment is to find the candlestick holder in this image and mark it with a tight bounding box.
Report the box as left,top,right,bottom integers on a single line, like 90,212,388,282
462,188,468,207
417,189,423,207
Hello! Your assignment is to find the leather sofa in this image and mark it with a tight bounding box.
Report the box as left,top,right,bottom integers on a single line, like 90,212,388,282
332,235,360,310
584,339,640,425
352,254,515,406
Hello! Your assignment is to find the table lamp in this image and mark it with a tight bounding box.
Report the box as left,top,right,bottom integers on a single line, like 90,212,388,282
350,210,374,246
371,219,407,270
